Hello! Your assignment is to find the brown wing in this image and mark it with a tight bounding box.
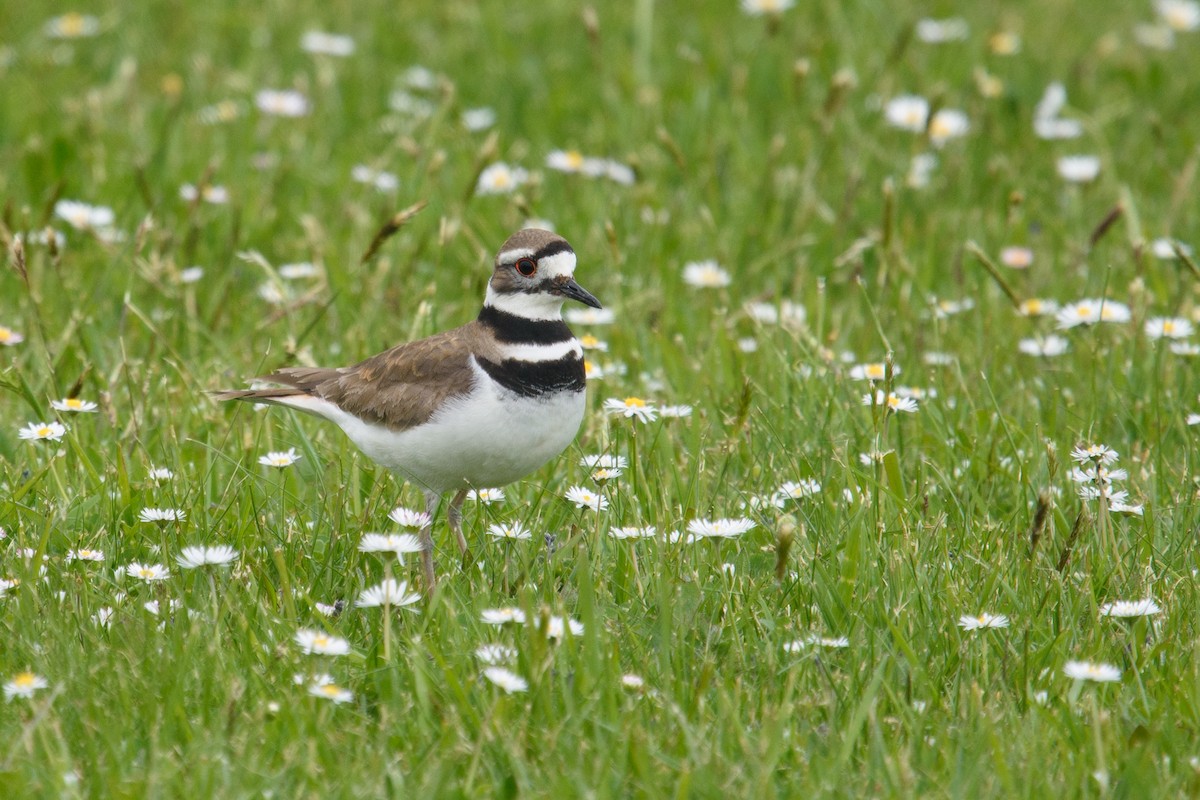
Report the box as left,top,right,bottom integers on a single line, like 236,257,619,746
215,324,481,431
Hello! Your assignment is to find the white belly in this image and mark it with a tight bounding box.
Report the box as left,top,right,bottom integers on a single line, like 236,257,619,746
280,361,586,494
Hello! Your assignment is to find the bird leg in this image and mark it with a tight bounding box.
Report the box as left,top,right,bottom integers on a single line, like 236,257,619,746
420,490,440,592
448,488,470,556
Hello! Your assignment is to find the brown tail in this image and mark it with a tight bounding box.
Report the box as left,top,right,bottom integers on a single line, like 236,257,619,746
213,367,342,403
211,388,308,403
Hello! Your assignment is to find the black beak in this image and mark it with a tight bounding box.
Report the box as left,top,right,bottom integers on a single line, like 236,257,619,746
558,278,602,309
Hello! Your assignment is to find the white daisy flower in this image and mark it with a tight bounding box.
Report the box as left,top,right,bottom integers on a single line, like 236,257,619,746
308,683,353,703
388,507,432,530
350,165,397,192
138,507,186,523
563,486,609,512
885,95,930,132
475,644,517,664
124,563,171,582
468,488,505,504
682,260,731,289
1150,237,1193,260
958,613,1010,630
294,628,352,655
54,200,114,230
1099,599,1161,618
356,579,420,609
4,672,49,701
1057,155,1101,183
1001,247,1036,270
0,325,25,346
480,607,526,625
18,422,67,441
258,448,302,468
278,262,321,279
740,0,795,15
564,307,616,326
603,397,658,423
928,109,970,146
179,184,229,204
1156,0,1200,31
476,162,530,195
544,615,584,640
862,391,919,413
1018,335,1070,357
176,545,238,569
44,12,99,38
849,362,895,381
1063,660,1121,682
1017,298,1059,317
1056,298,1131,328
621,674,646,690
50,398,98,413
609,526,656,540
300,31,355,57
1070,444,1119,465
461,107,497,131
255,89,311,117
915,17,969,42
483,667,528,693
1145,317,1194,340
358,533,424,557
687,518,756,538
485,522,533,540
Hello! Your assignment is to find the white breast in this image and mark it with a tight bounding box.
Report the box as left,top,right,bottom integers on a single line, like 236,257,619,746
277,359,586,494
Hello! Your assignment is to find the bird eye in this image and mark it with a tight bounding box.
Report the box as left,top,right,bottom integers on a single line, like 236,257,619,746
515,258,537,277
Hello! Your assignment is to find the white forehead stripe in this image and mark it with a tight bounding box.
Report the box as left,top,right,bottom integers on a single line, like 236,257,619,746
496,247,535,264
499,339,582,362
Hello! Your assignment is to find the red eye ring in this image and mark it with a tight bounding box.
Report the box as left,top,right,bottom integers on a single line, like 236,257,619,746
515,258,537,277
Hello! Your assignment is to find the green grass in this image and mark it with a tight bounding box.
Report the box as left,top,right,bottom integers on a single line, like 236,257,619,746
2,0,1200,796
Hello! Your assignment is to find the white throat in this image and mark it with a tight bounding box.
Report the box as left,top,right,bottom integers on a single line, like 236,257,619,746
484,285,566,321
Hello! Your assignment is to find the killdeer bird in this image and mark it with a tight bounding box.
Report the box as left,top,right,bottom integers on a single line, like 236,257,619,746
217,228,601,590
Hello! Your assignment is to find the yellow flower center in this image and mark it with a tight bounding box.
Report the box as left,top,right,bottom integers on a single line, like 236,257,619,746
65,399,83,409
1166,8,1192,29
60,13,87,36
36,426,52,437
866,364,885,379
989,32,1019,55
12,673,36,688
1163,321,1176,334
564,151,584,169
319,684,343,697
313,636,330,648
886,395,902,409
1077,305,1092,317
623,397,646,408
580,334,599,347
0,327,12,341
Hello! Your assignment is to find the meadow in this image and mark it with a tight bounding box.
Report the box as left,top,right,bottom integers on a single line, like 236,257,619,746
2,0,1200,796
